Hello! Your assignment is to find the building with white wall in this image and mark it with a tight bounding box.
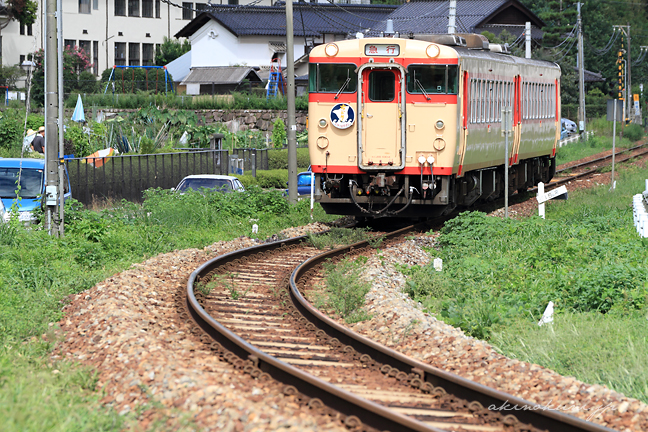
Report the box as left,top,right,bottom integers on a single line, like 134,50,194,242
174,3,396,95
0,0,280,74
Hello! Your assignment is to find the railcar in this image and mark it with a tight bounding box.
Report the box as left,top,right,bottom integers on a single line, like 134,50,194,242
307,34,560,218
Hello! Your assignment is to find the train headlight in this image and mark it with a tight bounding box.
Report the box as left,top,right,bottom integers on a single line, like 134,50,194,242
435,120,444,130
318,118,328,128
426,44,440,58
325,43,339,57
418,156,426,165
433,138,446,151
427,156,435,165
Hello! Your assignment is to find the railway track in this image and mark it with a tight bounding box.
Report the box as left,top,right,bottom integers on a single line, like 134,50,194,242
183,226,616,432
542,142,648,192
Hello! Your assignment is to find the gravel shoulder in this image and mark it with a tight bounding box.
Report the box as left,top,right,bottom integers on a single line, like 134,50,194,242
51,151,648,431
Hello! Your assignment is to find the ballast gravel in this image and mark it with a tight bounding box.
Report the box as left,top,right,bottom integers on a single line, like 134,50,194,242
342,237,648,432
51,218,648,431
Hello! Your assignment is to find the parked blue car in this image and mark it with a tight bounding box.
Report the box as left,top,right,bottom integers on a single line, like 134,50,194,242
0,158,72,224
286,171,314,196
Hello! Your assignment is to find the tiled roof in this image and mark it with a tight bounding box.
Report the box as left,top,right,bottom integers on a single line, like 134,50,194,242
180,67,262,85
176,4,397,38
371,0,544,36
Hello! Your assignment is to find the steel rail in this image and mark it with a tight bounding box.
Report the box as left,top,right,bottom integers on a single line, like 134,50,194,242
288,246,617,432
186,230,445,432
187,226,615,432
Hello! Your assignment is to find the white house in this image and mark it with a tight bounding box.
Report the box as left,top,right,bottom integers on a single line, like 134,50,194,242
173,3,396,95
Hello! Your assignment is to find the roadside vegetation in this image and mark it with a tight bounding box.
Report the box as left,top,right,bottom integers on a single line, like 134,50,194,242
0,188,338,430
403,147,648,403
556,118,645,165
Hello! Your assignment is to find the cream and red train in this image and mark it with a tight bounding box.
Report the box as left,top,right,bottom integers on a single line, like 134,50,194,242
307,34,561,218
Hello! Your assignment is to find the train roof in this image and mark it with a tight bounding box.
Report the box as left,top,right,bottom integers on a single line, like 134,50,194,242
310,37,560,74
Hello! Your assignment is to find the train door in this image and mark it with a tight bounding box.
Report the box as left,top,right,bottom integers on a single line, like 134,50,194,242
358,67,404,169
512,75,522,165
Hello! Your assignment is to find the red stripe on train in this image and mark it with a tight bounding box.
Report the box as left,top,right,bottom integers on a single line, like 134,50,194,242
311,165,453,175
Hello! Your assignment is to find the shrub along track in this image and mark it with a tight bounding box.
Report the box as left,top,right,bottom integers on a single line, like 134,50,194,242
184,226,614,432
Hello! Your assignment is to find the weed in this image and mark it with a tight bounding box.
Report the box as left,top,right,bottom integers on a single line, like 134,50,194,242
322,256,371,323
308,227,375,250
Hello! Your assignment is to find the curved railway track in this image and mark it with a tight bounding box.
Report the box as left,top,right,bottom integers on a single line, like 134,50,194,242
183,226,616,432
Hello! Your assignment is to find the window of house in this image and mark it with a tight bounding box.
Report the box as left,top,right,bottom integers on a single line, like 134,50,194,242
228,0,238,4
115,0,125,15
143,43,154,66
65,39,76,48
20,54,26,65
93,41,99,75
93,0,98,9
182,2,192,20
79,0,91,14
79,40,91,61
115,42,126,66
129,43,140,66
20,24,25,35
128,0,139,16
155,0,160,17
142,0,153,17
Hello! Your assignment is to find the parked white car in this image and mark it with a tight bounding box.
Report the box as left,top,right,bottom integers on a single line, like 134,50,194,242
174,175,245,193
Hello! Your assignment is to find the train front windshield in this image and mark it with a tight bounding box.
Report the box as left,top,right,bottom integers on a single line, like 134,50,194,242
407,65,458,94
309,64,358,93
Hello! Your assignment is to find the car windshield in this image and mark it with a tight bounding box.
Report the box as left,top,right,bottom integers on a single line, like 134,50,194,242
177,178,232,192
0,167,43,199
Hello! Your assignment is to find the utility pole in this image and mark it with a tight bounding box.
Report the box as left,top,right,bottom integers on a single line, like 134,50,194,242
448,0,456,34
525,22,531,59
45,0,61,236
57,0,65,236
577,3,586,136
285,0,297,203
627,24,631,120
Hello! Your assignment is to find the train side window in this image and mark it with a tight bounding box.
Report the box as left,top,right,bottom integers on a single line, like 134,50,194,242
447,66,458,94
406,65,458,94
368,70,395,101
487,81,492,123
309,63,357,93
470,80,475,123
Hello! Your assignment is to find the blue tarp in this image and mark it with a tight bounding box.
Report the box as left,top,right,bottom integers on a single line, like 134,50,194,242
71,94,85,123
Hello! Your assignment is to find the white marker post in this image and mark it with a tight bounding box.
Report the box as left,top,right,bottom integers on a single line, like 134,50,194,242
536,184,568,219
501,107,513,218
310,172,315,219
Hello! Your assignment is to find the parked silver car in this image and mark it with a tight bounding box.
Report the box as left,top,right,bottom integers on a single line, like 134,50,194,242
174,175,245,193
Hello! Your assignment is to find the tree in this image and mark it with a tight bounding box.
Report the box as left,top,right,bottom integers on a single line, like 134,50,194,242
0,65,22,88
30,46,96,107
154,37,191,66
0,0,38,28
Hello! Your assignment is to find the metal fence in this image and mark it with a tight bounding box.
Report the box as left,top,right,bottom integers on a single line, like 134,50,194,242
65,148,268,205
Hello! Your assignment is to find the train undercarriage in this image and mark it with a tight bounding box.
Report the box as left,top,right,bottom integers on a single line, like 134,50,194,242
316,156,556,218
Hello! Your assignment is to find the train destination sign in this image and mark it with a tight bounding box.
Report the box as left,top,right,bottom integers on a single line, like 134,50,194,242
364,44,400,56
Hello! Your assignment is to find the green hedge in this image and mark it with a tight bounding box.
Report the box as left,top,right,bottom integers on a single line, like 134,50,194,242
268,148,310,170
237,170,287,189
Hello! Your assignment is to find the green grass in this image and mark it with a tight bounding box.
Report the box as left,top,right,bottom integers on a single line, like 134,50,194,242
404,163,648,402
556,116,645,166
0,187,338,430
490,312,648,402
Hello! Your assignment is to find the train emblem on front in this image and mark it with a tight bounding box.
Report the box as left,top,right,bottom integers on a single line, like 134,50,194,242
330,103,355,129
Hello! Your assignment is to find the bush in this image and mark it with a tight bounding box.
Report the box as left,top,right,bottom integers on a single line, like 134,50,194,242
0,109,24,151
623,124,644,142
236,170,287,189
271,118,286,149
268,148,310,170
